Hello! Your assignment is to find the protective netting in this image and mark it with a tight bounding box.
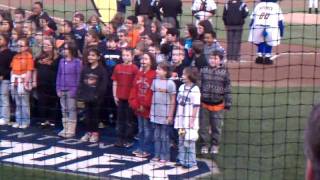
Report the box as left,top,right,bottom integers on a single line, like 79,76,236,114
0,0,319,180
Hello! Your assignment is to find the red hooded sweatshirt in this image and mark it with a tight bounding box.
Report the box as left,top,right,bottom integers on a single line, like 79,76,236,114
129,69,156,118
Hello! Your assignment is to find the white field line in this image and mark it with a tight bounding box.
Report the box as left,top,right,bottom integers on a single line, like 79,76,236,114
270,52,316,60
226,52,317,63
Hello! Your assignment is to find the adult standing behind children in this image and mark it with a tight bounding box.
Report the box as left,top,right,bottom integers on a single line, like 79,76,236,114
222,0,249,61
28,1,57,31
35,38,60,128
158,0,183,28
0,34,16,126
199,50,232,155
135,0,154,19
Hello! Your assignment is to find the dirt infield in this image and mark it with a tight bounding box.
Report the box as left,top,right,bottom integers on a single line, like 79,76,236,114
221,0,320,88
225,42,320,87
284,13,320,24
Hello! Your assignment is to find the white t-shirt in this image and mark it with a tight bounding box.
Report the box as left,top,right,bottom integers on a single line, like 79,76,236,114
174,84,201,130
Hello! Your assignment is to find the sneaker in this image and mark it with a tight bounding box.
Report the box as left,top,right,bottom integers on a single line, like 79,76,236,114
114,140,125,148
19,124,29,129
40,121,50,126
58,129,65,137
124,142,133,148
255,56,263,64
135,152,150,158
263,57,273,65
201,146,209,154
12,123,20,128
98,122,106,129
0,119,8,125
182,164,197,169
133,135,139,141
150,157,160,162
210,145,219,154
132,149,142,155
89,132,99,143
175,162,182,167
60,132,75,138
40,121,50,128
159,159,168,164
80,132,91,142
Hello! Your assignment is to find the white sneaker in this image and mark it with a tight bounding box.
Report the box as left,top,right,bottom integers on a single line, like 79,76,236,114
210,145,219,154
19,124,29,129
80,132,91,142
58,129,66,137
0,119,8,125
12,123,20,128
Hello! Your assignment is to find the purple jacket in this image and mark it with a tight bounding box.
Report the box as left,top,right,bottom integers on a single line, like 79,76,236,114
56,58,82,98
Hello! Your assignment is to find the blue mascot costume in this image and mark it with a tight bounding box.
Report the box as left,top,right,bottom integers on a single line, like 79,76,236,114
248,0,284,64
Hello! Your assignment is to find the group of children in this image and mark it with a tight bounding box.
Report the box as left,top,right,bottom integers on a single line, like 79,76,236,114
0,1,232,169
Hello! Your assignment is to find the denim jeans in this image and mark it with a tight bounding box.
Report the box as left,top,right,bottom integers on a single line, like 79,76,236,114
60,91,77,121
137,116,153,153
11,87,30,126
153,123,170,161
177,138,197,167
0,80,10,121
199,107,224,147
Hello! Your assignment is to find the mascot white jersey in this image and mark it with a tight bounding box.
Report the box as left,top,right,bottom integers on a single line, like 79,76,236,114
248,0,284,64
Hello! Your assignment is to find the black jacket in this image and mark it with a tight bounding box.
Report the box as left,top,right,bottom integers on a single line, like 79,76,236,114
35,53,60,94
193,53,208,70
222,0,249,26
0,49,15,80
158,0,182,18
135,0,154,18
77,64,108,102
28,11,57,31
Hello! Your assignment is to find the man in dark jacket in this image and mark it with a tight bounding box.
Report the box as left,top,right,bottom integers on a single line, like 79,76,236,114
117,0,131,14
222,0,249,61
158,0,182,28
135,0,154,19
28,1,57,31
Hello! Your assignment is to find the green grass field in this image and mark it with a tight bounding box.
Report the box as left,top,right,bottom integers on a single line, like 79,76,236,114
0,165,95,180
206,86,320,180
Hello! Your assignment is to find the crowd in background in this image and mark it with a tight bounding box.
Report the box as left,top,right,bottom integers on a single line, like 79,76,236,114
0,0,254,168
